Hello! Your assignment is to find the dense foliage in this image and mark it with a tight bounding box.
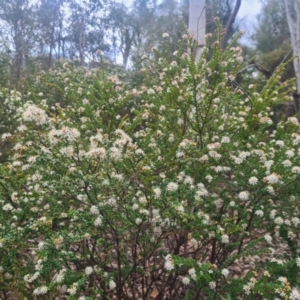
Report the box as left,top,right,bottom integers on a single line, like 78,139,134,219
1,29,300,299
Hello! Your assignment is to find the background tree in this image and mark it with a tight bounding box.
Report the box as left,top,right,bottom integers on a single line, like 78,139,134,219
188,0,206,61
35,0,66,68
0,0,36,86
206,0,242,45
252,0,292,79
284,0,300,111
251,0,297,116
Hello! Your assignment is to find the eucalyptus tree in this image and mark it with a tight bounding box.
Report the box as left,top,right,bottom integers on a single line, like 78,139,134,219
188,0,242,61
252,0,297,113
63,0,107,66
284,0,300,111
107,2,138,68
252,0,293,79
35,0,66,68
0,0,36,86
188,0,206,61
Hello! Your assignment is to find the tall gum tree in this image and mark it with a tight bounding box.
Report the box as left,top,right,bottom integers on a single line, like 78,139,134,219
284,0,300,111
188,0,206,62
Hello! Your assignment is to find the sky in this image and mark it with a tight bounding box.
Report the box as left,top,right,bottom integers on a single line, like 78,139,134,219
238,0,262,45
118,0,263,45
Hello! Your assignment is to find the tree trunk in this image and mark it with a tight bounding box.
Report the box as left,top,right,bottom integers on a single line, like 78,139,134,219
222,0,242,50
284,0,300,111
79,13,85,66
188,0,206,62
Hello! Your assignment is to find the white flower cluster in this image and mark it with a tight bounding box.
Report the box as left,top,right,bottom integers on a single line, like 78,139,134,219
249,177,258,185
264,234,272,244
24,272,40,283
109,279,117,289
290,288,300,300
33,286,48,295
221,234,229,244
166,182,178,192
264,173,280,185
54,269,66,283
85,266,93,276
153,187,161,199
221,268,229,277
23,104,48,125
164,254,174,271
48,127,80,144
238,191,249,201
188,268,196,280
243,277,257,295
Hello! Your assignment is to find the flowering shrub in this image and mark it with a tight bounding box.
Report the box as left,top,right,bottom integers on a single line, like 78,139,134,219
1,29,300,299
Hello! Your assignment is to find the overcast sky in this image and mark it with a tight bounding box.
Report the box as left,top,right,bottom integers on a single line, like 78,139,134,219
237,0,262,44
118,0,263,44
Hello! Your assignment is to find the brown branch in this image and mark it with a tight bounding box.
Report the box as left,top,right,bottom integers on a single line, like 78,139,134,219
222,0,242,50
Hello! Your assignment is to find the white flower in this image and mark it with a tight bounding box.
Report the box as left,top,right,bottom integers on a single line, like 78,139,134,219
288,117,299,124
282,160,292,167
267,185,275,195
170,61,177,67
296,257,300,268
274,217,284,225
38,242,45,250
278,276,288,284
270,210,276,219
221,269,229,277
85,266,93,276
182,277,190,285
276,140,284,147
286,150,295,158
255,210,264,217
94,216,103,227
292,217,300,226
209,281,216,289
23,104,48,125
135,218,142,225
135,149,144,155
33,286,48,295
264,160,274,169
2,204,13,211
67,284,77,295
147,88,155,95
292,166,300,174
54,269,65,283
166,182,178,192
206,175,213,182
238,191,249,201
200,154,209,162
87,147,106,159
221,136,230,144
109,280,116,289
290,288,300,300
110,146,122,160
239,151,250,159
188,268,196,280
162,32,169,38
59,146,74,157
90,205,99,215
264,234,272,243
215,166,223,173
265,173,280,184
164,255,174,271
249,177,258,185
24,272,40,283
183,176,194,185
221,234,229,244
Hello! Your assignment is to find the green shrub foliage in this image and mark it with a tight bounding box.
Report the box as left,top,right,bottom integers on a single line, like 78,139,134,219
1,29,300,299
